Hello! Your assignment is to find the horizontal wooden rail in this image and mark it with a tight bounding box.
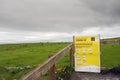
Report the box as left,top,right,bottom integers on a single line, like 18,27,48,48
101,39,120,44
20,43,73,80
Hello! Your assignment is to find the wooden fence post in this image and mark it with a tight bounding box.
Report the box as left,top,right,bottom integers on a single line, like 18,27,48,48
48,54,55,80
70,48,73,68
20,43,73,80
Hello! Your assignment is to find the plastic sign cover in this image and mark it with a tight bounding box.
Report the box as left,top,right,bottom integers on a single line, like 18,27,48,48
74,36,100,73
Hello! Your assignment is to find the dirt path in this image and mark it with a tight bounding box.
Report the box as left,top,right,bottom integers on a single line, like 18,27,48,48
71,72,120,80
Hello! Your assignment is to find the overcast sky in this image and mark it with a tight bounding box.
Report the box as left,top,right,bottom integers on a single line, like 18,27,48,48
0,0,120,44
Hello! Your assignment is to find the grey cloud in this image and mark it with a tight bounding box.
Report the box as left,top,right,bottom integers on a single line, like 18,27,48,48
81,0,120,25
84,0,120,17
0,0,104,32
0,0,120,44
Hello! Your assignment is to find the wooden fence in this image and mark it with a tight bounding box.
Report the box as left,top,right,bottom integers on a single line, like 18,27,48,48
20,43,73,80
101,39,120,44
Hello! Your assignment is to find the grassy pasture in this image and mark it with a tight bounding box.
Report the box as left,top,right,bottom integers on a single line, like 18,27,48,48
0,43,70,67
101,44,120,68
0,42,120,79
0,42,70,79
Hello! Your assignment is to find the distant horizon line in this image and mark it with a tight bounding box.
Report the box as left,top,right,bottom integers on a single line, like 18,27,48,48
0,36,119,45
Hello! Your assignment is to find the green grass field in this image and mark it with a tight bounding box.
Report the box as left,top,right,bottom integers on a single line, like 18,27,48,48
0,43,70,66
0,42,120,79
0,42,70,79
101,44,120,68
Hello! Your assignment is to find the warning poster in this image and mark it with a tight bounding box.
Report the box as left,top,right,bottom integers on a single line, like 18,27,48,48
74,36,100,73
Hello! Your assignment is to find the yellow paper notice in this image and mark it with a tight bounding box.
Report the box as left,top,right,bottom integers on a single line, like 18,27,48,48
74,36,100,73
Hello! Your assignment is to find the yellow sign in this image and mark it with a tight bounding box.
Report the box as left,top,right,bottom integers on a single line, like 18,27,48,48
74,36,100,73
